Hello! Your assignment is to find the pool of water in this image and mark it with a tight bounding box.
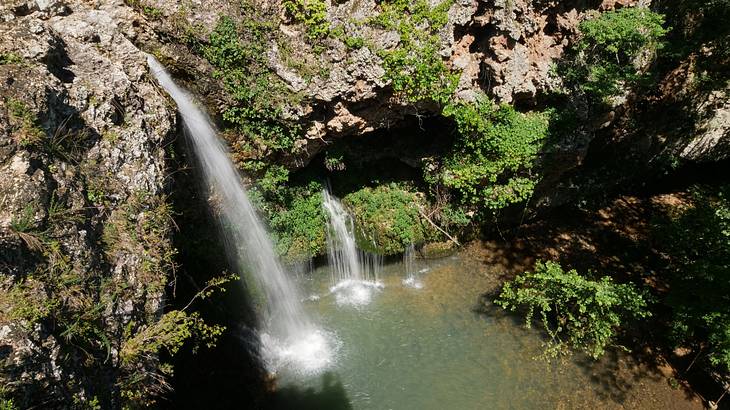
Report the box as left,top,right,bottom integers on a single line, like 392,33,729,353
267,250,699,410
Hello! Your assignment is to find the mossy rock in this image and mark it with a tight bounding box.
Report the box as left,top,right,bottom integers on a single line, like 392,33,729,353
343,184,436,255
420,241,457,259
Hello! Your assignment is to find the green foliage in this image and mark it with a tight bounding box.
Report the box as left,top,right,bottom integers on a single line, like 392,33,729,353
270,184,327,261
373,0,458,104
566,7,668,101
0,53,22,65
282,0,330,40
0,398,16,410
436,203,472,232
255,164,291,202
121,310,223,365
496,261,650,360
343,184,435,255
324,151,346,171
344,36,365,50
46,122,92,164
5,97,92,161
430,97,549,212
654,186,730,372
124,0,162,19
102,191,177,294
5,98,44,147
203,15,301,155
9,204,37,234
2,277,55,327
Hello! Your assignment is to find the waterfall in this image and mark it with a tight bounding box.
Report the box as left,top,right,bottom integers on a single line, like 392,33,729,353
322,189,383,306
147,56,334,375
402,243,423,289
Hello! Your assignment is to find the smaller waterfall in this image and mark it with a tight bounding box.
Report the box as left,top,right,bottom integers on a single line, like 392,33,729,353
322,189,383,306
402,243,420,288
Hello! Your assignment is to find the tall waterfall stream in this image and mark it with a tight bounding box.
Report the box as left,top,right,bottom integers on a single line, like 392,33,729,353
148,56,335,375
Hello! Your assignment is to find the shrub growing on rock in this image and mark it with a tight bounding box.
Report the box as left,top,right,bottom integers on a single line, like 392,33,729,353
567,7,668,101
343,184,436,255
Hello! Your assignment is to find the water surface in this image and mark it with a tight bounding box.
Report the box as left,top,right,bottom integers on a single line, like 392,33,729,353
270,248,700,409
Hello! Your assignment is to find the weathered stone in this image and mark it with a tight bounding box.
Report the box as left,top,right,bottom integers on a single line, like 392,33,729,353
0,0,176,405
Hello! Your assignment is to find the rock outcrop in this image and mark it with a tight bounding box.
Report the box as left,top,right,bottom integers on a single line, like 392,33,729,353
0,0,177,406
139,0,708,172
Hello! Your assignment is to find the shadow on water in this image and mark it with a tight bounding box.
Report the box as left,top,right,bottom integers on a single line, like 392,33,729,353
467,197,711,408
574,349,658,404
265,372,353,410
475,293,667,407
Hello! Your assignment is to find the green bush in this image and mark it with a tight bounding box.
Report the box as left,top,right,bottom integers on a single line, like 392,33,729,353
270,184,327,261
203,16,301,155
282,0,330,40
343,184,435,255
373,0,458,104
566,7,668,101
344,36,365,49
431,97,549,212
496,261,650,360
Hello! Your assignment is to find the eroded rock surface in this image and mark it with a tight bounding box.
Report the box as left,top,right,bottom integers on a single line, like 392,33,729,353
0,0,176,405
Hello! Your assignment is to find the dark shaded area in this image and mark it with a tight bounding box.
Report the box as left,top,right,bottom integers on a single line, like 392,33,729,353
477,189,728,408
163,126,269,409
292,114,455,199
548,0,730,209
42,36,75,84
264,372,352,410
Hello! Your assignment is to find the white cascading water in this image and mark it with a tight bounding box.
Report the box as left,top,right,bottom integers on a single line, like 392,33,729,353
401,243,423,289
322,189,383,306
147,56,335,375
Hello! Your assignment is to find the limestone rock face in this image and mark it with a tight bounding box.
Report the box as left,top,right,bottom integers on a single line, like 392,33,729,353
0,0,176,405
137,0,631,169
680,89,730,161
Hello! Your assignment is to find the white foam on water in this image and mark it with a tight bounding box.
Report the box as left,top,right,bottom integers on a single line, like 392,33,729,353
259,329,340,376
402,276,424,289
329,279,384,306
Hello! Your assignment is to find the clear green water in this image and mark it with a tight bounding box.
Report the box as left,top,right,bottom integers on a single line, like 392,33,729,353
269,252,693,410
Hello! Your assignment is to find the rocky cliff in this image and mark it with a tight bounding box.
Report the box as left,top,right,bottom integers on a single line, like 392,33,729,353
136,0,728,192
0,0,182,406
